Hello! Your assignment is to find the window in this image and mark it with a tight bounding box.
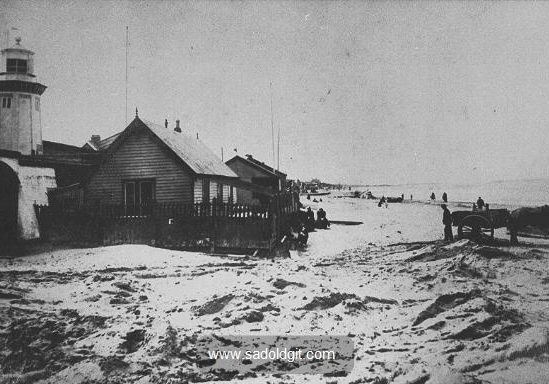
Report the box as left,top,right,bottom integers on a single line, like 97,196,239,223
229,186,234,203
124,180,154,216
1,97,11,109
217,183,223,201
6,58,27,74
35,98,40,111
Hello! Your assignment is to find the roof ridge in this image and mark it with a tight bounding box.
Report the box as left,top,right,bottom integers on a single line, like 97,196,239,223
139,118,238,178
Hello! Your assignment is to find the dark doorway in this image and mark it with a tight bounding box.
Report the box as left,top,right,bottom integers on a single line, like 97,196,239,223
0,162,19,246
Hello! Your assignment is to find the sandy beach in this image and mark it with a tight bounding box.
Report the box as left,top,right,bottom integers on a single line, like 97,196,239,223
1,196,549,384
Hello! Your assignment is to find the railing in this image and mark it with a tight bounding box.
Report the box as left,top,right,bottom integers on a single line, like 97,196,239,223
38,201,271,219
34,192,300,254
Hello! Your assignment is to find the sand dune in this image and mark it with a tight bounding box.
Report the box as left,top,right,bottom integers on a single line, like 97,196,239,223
1,197,548,383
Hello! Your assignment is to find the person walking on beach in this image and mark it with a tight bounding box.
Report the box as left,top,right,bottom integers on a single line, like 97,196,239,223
442,192,448,203
441,204,453,241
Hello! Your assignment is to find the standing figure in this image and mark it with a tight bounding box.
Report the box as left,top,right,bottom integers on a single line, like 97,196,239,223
441,204,453,241
430,192,436,201
477,197,485,210
378,196,386,207
442,192,448,203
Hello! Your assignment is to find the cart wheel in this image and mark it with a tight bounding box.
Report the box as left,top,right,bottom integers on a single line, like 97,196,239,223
460,215,493,241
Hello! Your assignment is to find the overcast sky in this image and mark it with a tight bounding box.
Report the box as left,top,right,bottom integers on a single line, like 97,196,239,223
3,1,549,185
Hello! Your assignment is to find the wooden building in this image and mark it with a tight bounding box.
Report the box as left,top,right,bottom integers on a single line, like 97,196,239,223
84,116,239,214
225,154,287,205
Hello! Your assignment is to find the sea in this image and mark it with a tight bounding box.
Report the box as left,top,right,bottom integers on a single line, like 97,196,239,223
350,178,549,210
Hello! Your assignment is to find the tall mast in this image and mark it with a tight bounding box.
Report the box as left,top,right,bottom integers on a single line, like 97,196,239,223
277,123,280,172
277,122,281,191
125,26,129,126
270,81,275,172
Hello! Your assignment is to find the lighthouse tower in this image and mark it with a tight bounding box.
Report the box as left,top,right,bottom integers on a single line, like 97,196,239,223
0,37,47,155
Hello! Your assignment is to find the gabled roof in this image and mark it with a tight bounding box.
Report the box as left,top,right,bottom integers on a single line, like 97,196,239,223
106,117,237,178
43,140,88,155
226,154,287,178
97,132,121,151
83,132,121,152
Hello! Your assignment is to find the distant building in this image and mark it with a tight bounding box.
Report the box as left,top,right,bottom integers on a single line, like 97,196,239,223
83,117,240,214
225,154,286,205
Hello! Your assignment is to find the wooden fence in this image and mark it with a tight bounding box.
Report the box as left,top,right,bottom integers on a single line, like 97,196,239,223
34,193,300,255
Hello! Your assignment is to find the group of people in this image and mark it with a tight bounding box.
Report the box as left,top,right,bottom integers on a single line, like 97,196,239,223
306,207,330,230
289,205,331,248
430,192,448,203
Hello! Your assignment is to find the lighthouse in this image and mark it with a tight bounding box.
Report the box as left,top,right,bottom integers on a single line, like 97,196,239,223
0,37,55,247
0,37,47,155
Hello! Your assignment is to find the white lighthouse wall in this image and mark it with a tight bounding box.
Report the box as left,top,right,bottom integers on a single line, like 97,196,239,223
0,93,39,155
0,93,18,152
17,164,56,239
33,96,42,154
17,94,33,155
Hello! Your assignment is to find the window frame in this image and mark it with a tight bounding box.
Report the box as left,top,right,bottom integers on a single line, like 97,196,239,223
1,96,12,109
6,58,28,74
122,179,156,217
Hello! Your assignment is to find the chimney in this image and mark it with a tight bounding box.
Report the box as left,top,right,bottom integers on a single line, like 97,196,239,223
174,119,181,133
90,135,101,147
164,119,168,128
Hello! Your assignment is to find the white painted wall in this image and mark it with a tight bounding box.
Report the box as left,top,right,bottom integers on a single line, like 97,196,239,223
0,157,56,240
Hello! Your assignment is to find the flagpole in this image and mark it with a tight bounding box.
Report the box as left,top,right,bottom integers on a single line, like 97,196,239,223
277,123,280,172
125,26,129,126
277,122,281,191
270,81,275,173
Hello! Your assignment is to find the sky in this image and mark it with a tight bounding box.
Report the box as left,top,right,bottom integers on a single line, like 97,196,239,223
3,0,549,185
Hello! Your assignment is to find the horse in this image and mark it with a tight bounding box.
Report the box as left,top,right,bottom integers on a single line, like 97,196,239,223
508,205,549,244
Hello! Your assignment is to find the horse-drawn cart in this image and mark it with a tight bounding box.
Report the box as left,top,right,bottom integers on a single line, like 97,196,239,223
452,209,510,239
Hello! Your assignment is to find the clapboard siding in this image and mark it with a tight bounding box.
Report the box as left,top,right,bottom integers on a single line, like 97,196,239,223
237,188,260,205
85,130,194,204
